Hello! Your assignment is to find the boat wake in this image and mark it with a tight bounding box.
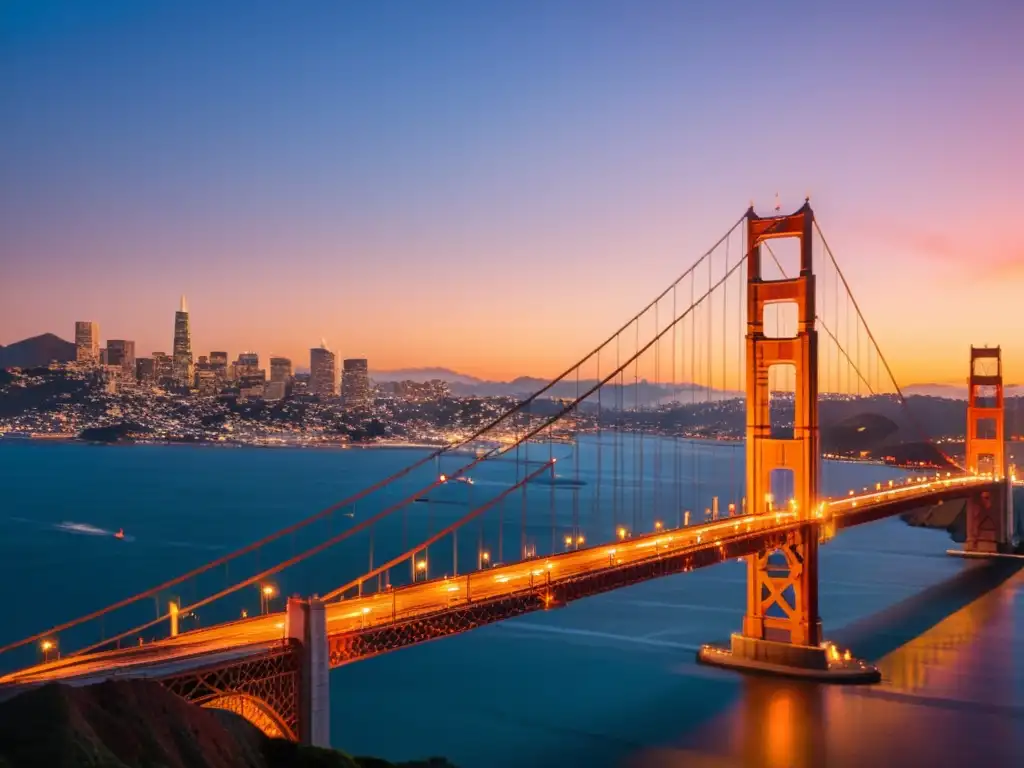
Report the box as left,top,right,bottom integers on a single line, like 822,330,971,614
54,521,136,542
4,518,223,550
55,521,109,536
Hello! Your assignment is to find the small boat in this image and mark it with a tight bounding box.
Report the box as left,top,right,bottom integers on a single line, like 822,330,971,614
114,528,125,540
438,474,474,486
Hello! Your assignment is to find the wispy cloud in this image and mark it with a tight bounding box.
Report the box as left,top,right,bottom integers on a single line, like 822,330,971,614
874,221,1024,284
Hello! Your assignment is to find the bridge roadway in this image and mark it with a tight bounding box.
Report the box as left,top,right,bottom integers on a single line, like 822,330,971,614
0,474,994,689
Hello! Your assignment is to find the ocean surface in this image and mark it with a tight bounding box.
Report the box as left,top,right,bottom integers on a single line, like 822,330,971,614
1,438,1022,767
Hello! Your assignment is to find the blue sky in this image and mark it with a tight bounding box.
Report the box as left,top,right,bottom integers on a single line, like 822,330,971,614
2,0,1022,381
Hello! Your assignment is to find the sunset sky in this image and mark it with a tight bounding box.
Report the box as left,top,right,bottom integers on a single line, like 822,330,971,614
1,1,1021,384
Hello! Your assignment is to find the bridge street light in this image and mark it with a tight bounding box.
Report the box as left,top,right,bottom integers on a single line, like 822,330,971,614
260,584,277,615
40,639,56,663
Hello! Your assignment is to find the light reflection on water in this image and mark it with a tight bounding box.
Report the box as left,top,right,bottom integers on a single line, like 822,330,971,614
624,567,1024,768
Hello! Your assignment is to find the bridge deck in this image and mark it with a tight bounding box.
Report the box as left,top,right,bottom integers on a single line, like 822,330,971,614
0,475,995,686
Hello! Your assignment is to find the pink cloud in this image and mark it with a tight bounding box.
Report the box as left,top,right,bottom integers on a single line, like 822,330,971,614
872,220,1024,283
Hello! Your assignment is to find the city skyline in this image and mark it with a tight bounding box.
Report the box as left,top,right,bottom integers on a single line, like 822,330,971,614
2,2,1022,384
6,291,1023,390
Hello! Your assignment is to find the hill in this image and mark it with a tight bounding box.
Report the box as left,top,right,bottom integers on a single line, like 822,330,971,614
0,679,456,768
0,333,76,369
0,367,93,419
905,382,1024,399
368,367,741,402
371,367,482,385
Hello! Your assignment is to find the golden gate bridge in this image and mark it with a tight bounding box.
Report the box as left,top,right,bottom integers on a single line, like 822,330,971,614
0,201,1016,746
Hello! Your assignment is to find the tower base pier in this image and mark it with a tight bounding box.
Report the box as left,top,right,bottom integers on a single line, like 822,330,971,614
697,634,880,684
956,477,1017,557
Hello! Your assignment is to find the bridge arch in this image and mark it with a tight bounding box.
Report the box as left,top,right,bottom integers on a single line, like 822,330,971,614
159,642,303,742
197,692,296,741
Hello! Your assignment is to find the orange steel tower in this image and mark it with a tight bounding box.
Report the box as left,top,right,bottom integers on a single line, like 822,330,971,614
699,200,877,680
965,346,1004,477
963,346,1013,553
740,200,822,648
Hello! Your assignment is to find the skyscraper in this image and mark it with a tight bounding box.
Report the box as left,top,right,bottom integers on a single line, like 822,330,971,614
270,356,293,384
74,321,100,365
210,351,229,384
310,341,337,397
342,358,372,409
136,357,155,383
106,340,136,378
233,352,260,380
152,352,173,383
172,296,193,387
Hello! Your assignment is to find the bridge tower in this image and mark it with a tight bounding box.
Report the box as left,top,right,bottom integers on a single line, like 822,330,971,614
966,346,1004,477
741,200,821,647
963,346,1015,553
698,201,878,682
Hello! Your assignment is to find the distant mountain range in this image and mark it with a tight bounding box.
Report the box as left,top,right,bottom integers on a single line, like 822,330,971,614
371,367,742,402
904,383,1024,399
371,367,483,385
0,333,75,369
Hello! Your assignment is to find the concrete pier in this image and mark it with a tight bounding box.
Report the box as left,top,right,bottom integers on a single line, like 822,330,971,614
287,596,331,747
697,634,880,683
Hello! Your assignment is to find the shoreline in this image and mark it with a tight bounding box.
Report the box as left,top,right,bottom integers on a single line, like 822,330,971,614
0,433,447,452
0,433,941,470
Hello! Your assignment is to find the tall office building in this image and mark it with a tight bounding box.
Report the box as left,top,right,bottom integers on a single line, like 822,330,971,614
136,357,156,383
238,373,265,400
106,340,136,378
171,296,193,387
264,380,286,401
74,321,100,365
152,352,173,383
196,370,219,397
309,342,337,397
193,355,214,390
342,358,372,409
270,356,293,384
210,351,229,384
233,352,260,380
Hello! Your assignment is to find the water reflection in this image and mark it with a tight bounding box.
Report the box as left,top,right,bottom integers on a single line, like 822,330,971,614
736,683,825,768
627,565,1024,768
881,580,1000,694
623,680,828,768
878,567,1024,706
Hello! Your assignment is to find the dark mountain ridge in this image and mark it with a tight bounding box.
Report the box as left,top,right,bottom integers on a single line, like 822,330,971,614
0,333,76,369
